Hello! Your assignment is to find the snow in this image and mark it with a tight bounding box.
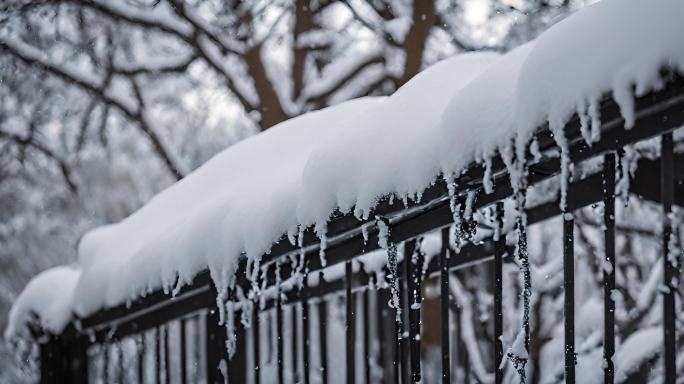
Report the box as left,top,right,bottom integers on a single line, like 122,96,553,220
515,0,684,133
439,42,534,182
297,52,499,230
74,96,383,317
9,0,684,341
614,327,663,381
4,266,80,340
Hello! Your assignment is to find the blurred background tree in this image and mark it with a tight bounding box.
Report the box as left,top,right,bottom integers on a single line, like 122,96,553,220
0,0,581,381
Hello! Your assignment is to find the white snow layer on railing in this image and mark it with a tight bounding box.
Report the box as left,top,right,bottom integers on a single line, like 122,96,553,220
7,0,684,340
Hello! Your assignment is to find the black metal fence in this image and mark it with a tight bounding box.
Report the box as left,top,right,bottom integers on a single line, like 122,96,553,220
38,74,684,384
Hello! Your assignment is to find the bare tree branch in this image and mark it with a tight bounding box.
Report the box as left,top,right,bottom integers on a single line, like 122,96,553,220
166,0,244,55
112,54,198,76
0,37,186,179
304,53,385,107
0,130,78,193
69,0,256,112
338,0,401,47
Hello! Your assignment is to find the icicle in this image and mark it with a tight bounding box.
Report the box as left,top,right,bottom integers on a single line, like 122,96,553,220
549,117,573,212
249,256,263,293
501,140,521,194
463,191,478,240
376,217,391,249
464,191,476,220
529,137,542,162
318,226,328,268
217,289,227,326
415,189,424,204
386,242,401,322
615,146,638,206
483,154,495,194
225,300,236,358
240,296,252,328
508,159,530,383
449,224,460,253
361,223,369,244
354,205,364,221
445,172,460,219
297,225,305,248
450,202,464,253
577,100,592,145
287,226,297,246
589,97,601,143
376,216,401,321
258,266,268,310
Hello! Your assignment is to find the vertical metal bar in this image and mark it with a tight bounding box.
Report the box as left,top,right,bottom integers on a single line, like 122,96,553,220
118,342,124,384
39,339,50,384
454,299,468,384
302,275,311,384
138,333,145,384
405,240,422,384
603,153,616,384
206,305,228,384
394,297,401,384
253,303,261,384
164,325,170,384
563,176,576,384
449,304,457,383
399,249,408,384
515,186,531,370
276,281,284,384
76,337,90,384
266,310,273,366
439,228,451,384
399,265,409,384
229,305,247,384
493,202,504,384
363,283,371,384
155,326,161,384
376,286,390,384
180,318,187,384
292,303,299,383
193,315,201,383
318,289,329,384
661,132,676,383
346,260,356,384
194,315,201,383
103,343,110,384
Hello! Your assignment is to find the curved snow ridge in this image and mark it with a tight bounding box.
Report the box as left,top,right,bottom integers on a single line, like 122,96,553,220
4,266,80,340
73,96,385,317
516,0,684,133
296,51,500,229
8,0,684,339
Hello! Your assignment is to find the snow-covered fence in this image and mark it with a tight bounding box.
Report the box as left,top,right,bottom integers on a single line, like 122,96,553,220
11,1,684,382
34,71,684,384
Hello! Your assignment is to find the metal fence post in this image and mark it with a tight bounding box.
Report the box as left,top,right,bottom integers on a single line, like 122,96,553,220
661,132,676,383
493,202,504,384
405,240,423,384
603,153,616,384
563,172,576,384
346,260,356,384
439,228,451,384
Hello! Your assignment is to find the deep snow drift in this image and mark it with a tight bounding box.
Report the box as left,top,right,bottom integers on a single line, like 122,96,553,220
7,0,684,343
